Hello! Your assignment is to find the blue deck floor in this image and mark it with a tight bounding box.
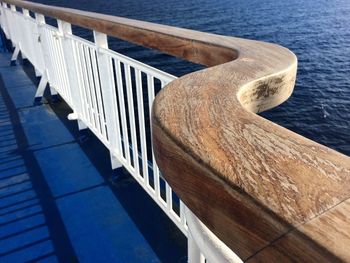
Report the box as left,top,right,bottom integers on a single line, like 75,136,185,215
0,49,186,262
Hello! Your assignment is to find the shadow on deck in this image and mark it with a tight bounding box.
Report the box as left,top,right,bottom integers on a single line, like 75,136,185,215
0,46,186,262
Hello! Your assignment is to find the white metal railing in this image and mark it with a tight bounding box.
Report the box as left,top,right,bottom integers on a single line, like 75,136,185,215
186,208,243,263
0,0,188,235
0,3,242,262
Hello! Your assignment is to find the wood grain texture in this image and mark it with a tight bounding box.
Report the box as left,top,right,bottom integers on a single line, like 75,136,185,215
247,198,350,262
2,0,237,66
152,36,350,260
3,0,350,261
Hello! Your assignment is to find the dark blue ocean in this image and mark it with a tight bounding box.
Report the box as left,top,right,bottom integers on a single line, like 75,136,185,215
34,0,350,156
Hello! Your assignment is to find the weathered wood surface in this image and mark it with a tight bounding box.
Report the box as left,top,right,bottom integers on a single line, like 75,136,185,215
2,0,236,66
2,0,350,261
151,31,350,262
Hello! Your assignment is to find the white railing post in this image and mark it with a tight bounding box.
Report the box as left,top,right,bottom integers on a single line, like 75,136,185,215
0,3,8,38
9,4,19,63
93,31,122,171
188,231,205,263
9,4,17,41
57,20,87,131
21,8,29,61
33,13,50,103
22,8,42,77
185,207,243,263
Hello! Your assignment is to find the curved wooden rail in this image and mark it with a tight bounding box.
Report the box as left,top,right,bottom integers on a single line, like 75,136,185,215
3,0,350,261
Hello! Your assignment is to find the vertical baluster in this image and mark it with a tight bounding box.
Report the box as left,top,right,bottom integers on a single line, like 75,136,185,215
50,24,67,98
29,13,44,78
93,31,122,169
47,29,59,84
90,42,107,140
166,184,173,210
83,45,99,132
22,9,38,70
180,201,187,231
49,27,65,98
124,64,140,175
79,43,95,128
32,13,45,77
135,69,148,182
84,46,100,133
72,40,89,127
147,75,160,195
76,41,92,126
74,41,90,125
56,20,69,105
77,42,93,126
114,59,131,165
57,20,87,131
53,27,69,101
160,79,173,208
45,27,61,97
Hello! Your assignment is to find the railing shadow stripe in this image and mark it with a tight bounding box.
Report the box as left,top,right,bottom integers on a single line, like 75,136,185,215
24,251,57,263
0,210,42,227
0,74,77,261
0,172,28,182
0,223,46,241
0,201,39,217
0,237,51,257
0,187,33,200
0,196,37,211
0,179,30,191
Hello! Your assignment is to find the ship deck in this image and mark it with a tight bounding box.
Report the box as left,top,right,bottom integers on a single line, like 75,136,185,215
0,48,186,262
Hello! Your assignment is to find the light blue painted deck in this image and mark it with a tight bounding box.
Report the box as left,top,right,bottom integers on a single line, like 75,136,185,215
0,47,186,262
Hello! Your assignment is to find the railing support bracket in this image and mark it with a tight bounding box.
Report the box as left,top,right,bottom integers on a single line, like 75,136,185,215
76,120,89,143
110,153,122,170
49,86,59,103
10,44,19,66
109,153,123,183
34,72,48,105
110,168,124,183
34,68,42,78
77,129,89,143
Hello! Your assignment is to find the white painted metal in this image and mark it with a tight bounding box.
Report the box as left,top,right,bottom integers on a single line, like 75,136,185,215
93,31,122,169
10,44,19,62
188,231,206,263
57,20,85,132
185,207,243,263
34,13,50,100
1,3,186,232
0,3,9,38
35,73,48,99
0,3,243,262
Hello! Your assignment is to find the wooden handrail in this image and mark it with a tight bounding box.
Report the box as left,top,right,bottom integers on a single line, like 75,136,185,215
2,0,237,67
3,0,350,261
